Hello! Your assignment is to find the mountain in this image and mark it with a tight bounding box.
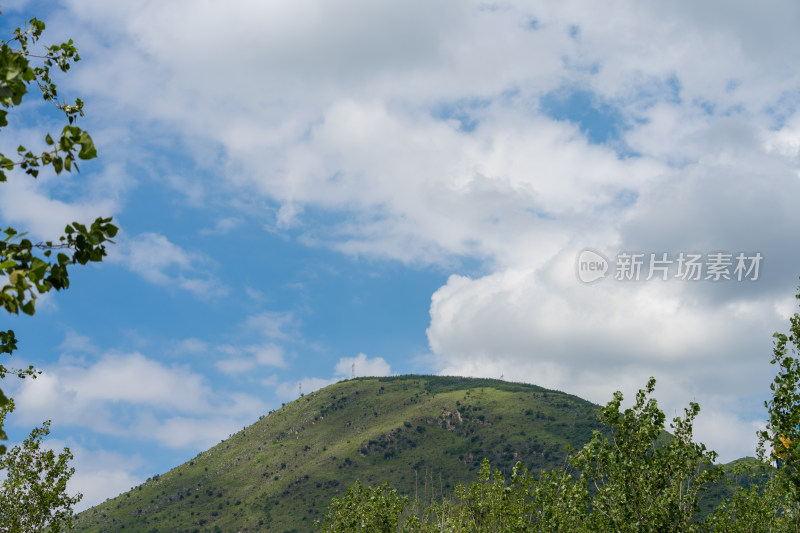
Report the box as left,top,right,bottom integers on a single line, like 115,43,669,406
72,375,604,532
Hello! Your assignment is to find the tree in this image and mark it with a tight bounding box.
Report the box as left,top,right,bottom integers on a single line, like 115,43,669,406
704,471,798,532
0,14,117,452
759,284,800,495
570,377,721,532
422,459,588,532
317,480,409,532
701,285,800,532
0,399,81,532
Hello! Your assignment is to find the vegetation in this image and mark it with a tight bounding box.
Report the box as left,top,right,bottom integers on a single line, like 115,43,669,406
0,400,82,532
0,13,114,531
760,287,800,493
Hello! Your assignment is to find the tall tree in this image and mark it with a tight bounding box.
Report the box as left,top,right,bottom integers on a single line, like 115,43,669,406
759,283,800,501
0,400,82,532
570,378,721,532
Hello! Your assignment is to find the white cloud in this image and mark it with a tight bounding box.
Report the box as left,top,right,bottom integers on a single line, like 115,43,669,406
10,351,266,449
56,0,799,278
115,232,193,283
14,352,211,416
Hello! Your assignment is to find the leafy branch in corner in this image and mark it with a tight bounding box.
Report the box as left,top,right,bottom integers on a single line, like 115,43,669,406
0,16,96,180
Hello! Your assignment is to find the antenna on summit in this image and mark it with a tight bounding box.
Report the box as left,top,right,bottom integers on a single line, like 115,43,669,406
298,382,302,397
351,363,355,379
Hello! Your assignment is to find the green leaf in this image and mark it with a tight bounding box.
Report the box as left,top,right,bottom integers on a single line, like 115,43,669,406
20,300,34,316
77,130,96,160
28,257,47,282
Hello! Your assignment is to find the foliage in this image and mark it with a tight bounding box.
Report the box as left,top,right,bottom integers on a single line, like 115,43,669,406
0,14,117,452
0,400,82,532
0,16,95,179
317,480,409,532
419,459,587,532
571,377,721,532
759,284,800,496
698,282,800,531
704,468,799,532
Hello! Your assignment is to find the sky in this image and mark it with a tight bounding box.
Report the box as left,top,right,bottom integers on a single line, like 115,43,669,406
1,0,800,511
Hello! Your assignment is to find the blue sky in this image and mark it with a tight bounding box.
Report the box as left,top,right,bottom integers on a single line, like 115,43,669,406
2,0,800,509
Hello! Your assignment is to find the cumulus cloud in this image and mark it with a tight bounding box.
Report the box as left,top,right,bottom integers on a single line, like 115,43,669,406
13,352,211,417
10,351,265,450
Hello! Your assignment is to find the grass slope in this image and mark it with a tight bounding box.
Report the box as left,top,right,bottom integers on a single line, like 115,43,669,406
73,375,602,533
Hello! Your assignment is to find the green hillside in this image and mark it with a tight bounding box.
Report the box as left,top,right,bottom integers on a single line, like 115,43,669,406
73,375,604,532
